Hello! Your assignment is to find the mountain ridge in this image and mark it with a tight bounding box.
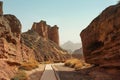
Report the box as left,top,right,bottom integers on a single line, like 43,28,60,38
61,41,82,53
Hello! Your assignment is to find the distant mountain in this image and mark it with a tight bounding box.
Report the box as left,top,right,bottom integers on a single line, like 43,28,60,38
73,48,83,54
72,48,83,59
61,41,82,53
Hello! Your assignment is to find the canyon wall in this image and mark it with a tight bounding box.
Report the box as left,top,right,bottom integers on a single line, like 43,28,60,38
80,3,120,67
0,2,35,79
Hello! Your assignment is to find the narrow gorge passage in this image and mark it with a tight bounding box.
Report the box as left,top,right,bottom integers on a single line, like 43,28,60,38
40,64,57,80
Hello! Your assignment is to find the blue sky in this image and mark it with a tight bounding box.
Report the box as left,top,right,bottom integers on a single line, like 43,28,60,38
1,0,118,44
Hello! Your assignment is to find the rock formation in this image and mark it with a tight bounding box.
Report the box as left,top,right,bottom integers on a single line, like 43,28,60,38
80,3,120,67
22,20,69,62
32,20,59,45
0,14,35,62
48,25,59,45
22,29,70,62
80,3,120,80
0,2,35,79
32,21,48,40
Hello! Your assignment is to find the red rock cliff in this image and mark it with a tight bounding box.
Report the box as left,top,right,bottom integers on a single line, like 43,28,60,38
80,3,120,67
32,21,48,40
31,20,59,45
48,25,59,45
0,2,35,79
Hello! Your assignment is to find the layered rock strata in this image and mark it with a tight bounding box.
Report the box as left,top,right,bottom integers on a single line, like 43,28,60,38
32,20,59,45
0,2,35,79
80,3,120,67
22,30,69,62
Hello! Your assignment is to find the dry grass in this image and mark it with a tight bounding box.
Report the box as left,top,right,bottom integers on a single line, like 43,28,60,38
11,70,28,80
65,58,81,68
64,58,91,70
19,59,39,71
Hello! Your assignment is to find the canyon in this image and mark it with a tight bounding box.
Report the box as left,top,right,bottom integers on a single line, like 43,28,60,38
0,1,120,80
0,2,69,79
80,2,120,80
81,2,120,67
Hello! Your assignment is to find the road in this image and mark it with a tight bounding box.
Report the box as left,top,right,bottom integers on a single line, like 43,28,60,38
40,64,57,80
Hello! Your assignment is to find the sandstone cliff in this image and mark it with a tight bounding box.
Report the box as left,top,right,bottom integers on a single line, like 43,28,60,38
0,2,35,79
81,3,120,67
22,29,70,62
32,20,59,45
80,3,120,80
80,4,120,80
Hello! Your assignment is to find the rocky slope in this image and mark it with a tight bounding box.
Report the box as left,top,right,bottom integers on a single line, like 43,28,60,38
0,2,70,79
22,28,70,62
80,3,120,80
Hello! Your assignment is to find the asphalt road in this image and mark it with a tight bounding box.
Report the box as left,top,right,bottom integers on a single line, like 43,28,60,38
40,64,57,80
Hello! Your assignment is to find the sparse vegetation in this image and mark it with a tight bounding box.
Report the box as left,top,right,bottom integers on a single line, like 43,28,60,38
64,58,91,70
19,59,39,71
11,70,28,80
65,58,81,68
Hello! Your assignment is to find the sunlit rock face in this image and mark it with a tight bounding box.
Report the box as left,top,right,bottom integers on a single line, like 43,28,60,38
0,14,22,61
80,3,120,67
48,25,59,45
27,20,68,62
0,14,35,62
0,2,35,79
22,29,70,62
31,20,59,45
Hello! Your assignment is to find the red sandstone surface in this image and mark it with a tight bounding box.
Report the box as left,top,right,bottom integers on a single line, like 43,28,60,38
32,20,59,45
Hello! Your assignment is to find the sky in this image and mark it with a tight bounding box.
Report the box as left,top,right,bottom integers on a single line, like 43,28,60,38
1,0,118,44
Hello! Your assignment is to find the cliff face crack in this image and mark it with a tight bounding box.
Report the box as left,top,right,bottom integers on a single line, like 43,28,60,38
88,41,104,51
